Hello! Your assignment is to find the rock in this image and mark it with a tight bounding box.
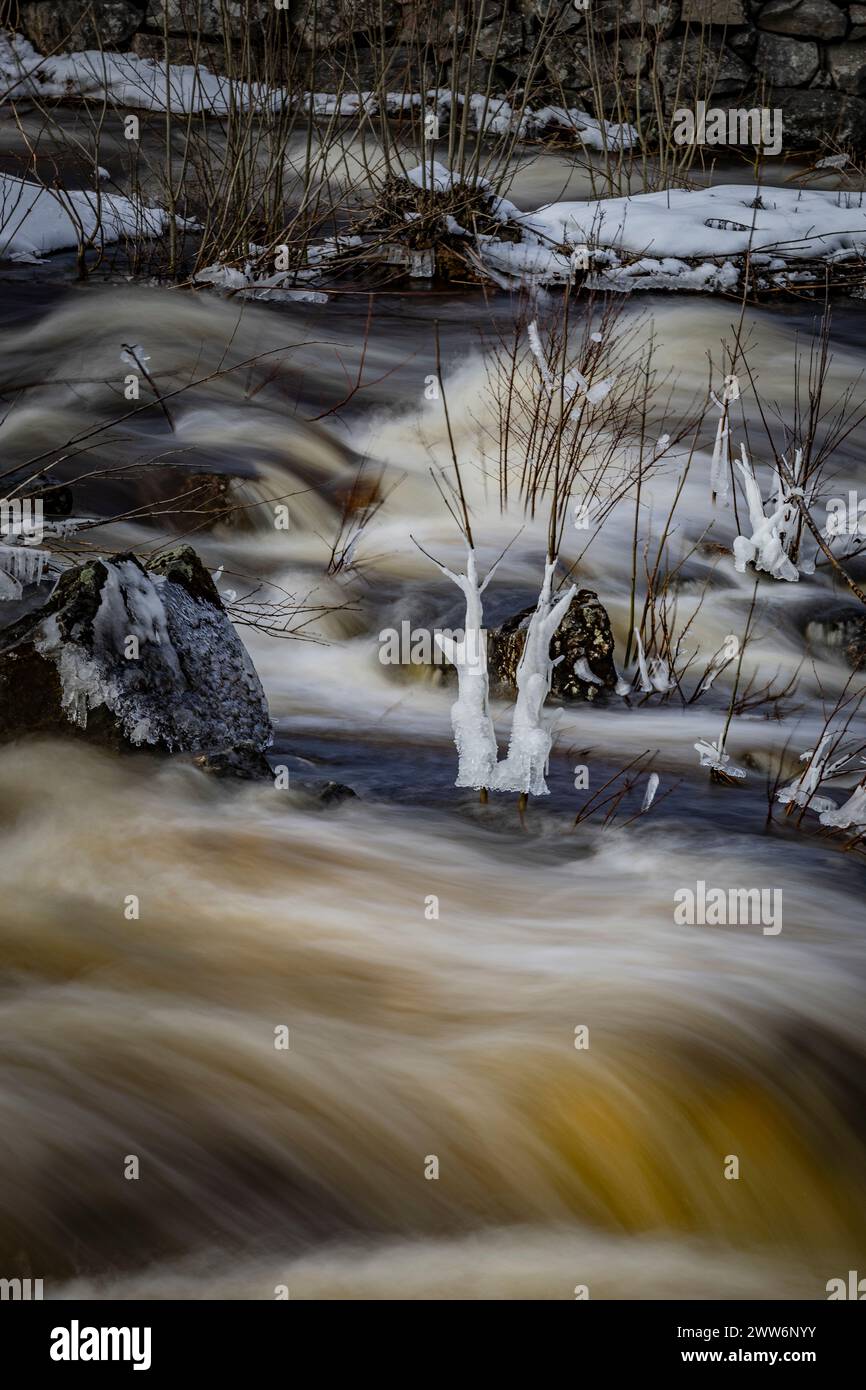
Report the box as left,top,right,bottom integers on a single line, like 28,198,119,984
595,1,680,34
728,24,759,55
757,0,847,41
826,41,866,95
0,545,272,765
681,0,748,23
192,744,273,779
476,12,525,60
145,1,270,40
804,604,866,668
21,0,142,51
851,3,866,38
769,85,866,145
654,36,752,99
315,780,358,806
292,0,402,49
488,588,619,702
520,0,586,33
755,33,819,86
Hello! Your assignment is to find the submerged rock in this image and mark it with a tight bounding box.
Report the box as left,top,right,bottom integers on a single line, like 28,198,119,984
804,603,866,669
0,544,272,764
488,588,618,701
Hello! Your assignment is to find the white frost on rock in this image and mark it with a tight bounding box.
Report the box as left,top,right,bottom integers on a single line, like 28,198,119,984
32,554,271,753
492,560,576,796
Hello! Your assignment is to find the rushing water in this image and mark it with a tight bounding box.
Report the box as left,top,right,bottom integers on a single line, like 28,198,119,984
1,150,866,1298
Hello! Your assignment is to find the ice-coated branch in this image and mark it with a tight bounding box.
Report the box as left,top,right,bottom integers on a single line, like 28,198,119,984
492,559,576,796
776,733,843,816
732,444,800,582
819,779,866,830
431,545,499,790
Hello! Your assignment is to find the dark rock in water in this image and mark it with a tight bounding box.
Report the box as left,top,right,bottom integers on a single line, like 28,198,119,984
192,744,274,780
315,780,358,806
488,588,618,702
804,604,866,669
0,544,272,766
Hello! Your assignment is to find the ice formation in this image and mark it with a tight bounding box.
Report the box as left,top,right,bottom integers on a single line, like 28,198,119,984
732,445,801,582
819,782,866,831
492,560,576,796
694,732,747,780
633,630,675,694
776,734,842,817
432,547,499,791
0,543,48,599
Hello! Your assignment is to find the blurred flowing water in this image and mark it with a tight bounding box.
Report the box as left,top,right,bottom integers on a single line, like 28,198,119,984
1,148,866,1296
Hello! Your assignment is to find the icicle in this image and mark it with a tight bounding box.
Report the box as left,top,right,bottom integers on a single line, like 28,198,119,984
527,321,555,397
634,629,654,693
573,656,602,686
709,375,739,502
632,629,672,693
0,543,48,597
641,772,659,812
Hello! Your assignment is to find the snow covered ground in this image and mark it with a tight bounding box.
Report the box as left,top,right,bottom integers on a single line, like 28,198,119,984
0,172,183,262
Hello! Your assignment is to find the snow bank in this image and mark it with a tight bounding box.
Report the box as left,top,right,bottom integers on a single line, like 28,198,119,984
0,31,636,148
492,184,866,293
0,172,182,262
521,185,866,263
0,31,277,115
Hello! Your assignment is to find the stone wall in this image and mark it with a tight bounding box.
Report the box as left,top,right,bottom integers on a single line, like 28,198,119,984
3,1,866,150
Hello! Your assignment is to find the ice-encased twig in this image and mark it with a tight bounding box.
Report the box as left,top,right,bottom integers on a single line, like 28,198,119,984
492,559,576,796
433,546,499,790
776,733,842,816
819,780,866,830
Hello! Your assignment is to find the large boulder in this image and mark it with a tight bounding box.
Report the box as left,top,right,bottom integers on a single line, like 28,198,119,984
21,0,143,51
654,35,752,100
826,41,866,95
488,588,619,702
0,545,272,770
767,86,866,145
681,0,748,22
757,0,848,41
754,32,819,85
144,1,270,40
